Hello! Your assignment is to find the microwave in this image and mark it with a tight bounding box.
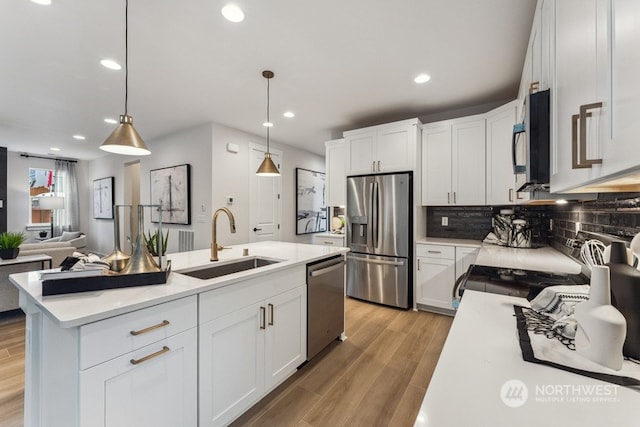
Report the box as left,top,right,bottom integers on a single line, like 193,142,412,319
513,89,550,192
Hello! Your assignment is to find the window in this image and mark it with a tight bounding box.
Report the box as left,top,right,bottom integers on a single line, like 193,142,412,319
29,168,57,225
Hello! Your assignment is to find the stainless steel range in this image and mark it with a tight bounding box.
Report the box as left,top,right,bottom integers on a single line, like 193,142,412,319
457,264,589,300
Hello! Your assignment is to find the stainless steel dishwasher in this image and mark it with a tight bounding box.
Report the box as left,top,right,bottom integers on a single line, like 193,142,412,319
307,255,345,360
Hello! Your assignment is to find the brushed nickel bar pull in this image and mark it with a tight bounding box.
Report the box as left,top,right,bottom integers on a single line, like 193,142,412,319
529,81,539,94
417,259,421,271
447,192,450,204
130,346,170,365
578,102,603,167
571,113,581,168
130,320,170,336
260,306,266,330
372,161,376,172
427,250,442,254
453,192,457,204
509,188,514,202
377,160,381,172
268,303,274,326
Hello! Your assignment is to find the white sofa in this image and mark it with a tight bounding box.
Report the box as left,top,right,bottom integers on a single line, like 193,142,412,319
41,231,87,251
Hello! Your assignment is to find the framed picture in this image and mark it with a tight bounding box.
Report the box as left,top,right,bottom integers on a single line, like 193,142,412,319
296,168,327,235
150,164,191,225
93,177,114,219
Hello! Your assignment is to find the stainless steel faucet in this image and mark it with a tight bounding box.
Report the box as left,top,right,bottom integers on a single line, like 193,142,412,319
211,207,237,261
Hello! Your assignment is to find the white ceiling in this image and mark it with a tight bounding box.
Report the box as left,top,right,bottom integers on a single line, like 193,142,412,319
1,0,536,160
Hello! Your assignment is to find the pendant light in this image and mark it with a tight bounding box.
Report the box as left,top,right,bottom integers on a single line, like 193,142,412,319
100,0,151,156
256,70,280,176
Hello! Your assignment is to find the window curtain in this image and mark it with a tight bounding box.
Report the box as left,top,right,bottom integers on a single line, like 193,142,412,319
52,160,80,236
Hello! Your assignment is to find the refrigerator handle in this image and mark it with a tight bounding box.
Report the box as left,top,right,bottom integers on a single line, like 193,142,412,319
373,180,379,249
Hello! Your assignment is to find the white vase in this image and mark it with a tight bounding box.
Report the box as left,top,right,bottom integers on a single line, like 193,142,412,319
574,265,627,371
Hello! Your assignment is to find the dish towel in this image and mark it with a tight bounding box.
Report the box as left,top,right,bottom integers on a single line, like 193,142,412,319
529,285,590,339
514,305,640,387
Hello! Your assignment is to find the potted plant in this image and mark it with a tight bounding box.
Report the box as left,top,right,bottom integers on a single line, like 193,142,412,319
0,232,26,260
144,229,169,257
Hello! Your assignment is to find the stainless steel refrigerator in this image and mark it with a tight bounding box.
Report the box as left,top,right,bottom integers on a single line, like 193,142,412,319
346,172,412,309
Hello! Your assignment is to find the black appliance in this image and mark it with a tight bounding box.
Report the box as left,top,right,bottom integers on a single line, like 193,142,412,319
456,264,589,301
513,89,551,192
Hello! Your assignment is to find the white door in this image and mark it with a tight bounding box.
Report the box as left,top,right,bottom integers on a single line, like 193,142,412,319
249,144,282,243
416,257,456,310
452,118,486,205
345,132,375,175
422,123,452,205
486,102,518,205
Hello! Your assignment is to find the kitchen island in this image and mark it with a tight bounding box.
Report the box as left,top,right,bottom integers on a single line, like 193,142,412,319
415,290,640,427
10,241,348,427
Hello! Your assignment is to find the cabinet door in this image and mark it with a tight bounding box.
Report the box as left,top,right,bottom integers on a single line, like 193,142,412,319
346,132,375,175
416,256,456,310
422,123,452,205
376,123,415,172
486,103,518,205
199,303,264,427
606,0,640,175
452,118,486,205
80,329,197,427
552,0,609,192
325,139,346,206
265,285,307,390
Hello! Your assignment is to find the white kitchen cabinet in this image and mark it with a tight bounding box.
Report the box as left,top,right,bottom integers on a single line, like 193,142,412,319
344,118,420,175
79,329,197,427
325,138,345,206
198,267,307,427
416,244,478,314
422,116,486,205
22,295,198,427
551,0,610,192
486,101,520,205
311,232,345,247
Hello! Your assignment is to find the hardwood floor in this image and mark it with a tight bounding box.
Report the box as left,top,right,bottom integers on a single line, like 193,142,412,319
0,298,453,427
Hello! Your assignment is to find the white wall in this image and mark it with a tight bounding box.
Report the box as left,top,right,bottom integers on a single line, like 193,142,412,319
82,121,324,255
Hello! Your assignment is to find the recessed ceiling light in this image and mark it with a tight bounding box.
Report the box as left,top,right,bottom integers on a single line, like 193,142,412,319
73,135,86,140
283,111,295,118
414,73,431,84
100,59,122,70
263,121,273,127
31,0,52,5
221,4,245,22
104,118,118,124
50,147,61,151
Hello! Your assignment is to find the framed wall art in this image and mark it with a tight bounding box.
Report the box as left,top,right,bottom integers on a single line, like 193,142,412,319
150,164,191,225
93,177,114,219
295,168,327,235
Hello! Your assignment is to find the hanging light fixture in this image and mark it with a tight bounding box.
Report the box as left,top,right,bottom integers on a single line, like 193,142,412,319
256,70,280,176
100,0,151,156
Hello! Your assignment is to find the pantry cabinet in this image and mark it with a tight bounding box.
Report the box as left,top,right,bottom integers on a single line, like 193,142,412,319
422,115,486,205
198,267,307,427
325,139,346,206
416,243,478,314
343,118,420,175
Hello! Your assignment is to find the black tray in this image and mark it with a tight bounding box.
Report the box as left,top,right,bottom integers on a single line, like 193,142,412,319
42,263,171,296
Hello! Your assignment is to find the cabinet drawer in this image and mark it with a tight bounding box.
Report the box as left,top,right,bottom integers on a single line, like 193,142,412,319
80,295,197,369
416,244,455,259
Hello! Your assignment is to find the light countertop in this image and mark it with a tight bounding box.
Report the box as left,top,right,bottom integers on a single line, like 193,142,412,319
10,241,348,328
416,237,582,274
415,291,640,427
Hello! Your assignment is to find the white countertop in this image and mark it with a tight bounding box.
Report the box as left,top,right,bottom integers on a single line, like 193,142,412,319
415,237,482,248
9,241,348,328
415,291,640,427
475,243,582,274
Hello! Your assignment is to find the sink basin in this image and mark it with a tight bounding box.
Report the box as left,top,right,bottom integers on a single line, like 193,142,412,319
177,257,281,280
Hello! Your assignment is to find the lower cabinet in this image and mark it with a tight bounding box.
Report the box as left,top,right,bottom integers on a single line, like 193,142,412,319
198,270,307,427
416,243,478,314
79,328,198,427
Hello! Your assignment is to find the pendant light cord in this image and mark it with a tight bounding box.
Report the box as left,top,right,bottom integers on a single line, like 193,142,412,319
266,76,270,153
124,0,129,116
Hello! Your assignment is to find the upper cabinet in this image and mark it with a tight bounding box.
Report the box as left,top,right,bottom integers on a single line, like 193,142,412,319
422,115,486,206
325,139,345,206
550,0,640,192
343,118,421,175
486,101,520,205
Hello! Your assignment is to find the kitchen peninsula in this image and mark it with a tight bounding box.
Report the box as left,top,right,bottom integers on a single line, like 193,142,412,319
10,241,348,427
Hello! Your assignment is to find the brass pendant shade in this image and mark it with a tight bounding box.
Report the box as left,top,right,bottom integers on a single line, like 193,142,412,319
256,70,280,176
100,0,150,156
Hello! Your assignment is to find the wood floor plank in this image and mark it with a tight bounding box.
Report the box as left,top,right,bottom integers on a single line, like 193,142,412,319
410,315,453,390
388,383,430,426
248,385,321,427
297,339,362,395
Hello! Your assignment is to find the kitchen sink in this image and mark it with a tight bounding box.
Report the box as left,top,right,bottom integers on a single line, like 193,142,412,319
177,257,281,280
